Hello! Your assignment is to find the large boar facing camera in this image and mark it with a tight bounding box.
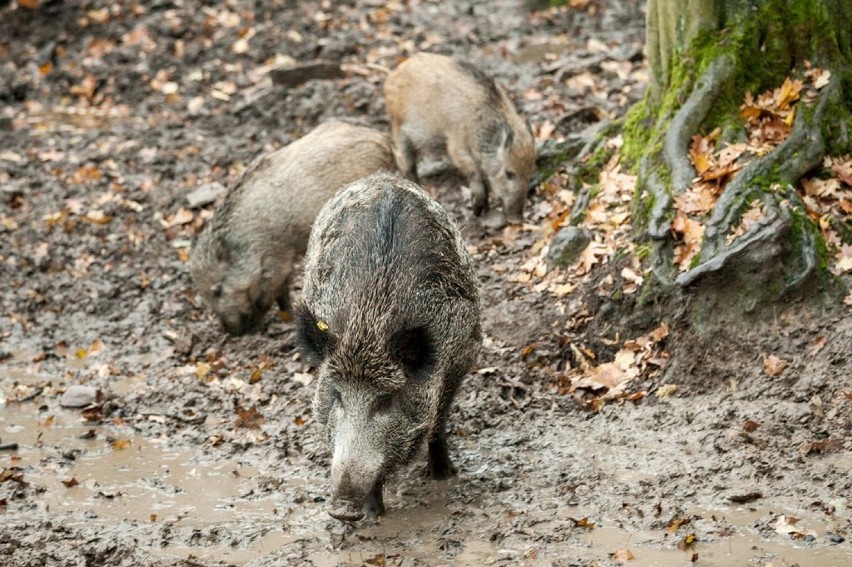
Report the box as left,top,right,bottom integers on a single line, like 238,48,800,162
190,120,394,335
296,172,482,522
384,52,536,224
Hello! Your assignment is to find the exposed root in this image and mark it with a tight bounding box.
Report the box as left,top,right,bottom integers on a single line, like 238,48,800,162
664,55,736,196
641,56,735,285
702,80,835,257
675,81,838,288
676,197,790,287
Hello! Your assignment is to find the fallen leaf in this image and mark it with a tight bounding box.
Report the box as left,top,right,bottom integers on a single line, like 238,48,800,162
569,517,595,529
677,534,697,551
111,439,131,450
763,354,787,377
612,548,635,561
774,515,804,538
809,336,827,357
195,362,211,380
235,404,264,429
62,477,80,488
655,384,678,398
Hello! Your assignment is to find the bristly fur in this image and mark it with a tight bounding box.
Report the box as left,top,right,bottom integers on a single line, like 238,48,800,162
300,171,481,521
188,119,394,335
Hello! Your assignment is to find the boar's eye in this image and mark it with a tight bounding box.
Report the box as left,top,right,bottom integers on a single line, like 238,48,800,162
212,284,223,299
332,387,343,409
371,394,394,417
388,326,434,380
505,170,516,181
294,304,336,364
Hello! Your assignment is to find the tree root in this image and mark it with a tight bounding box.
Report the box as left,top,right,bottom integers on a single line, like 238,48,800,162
664,55,736,196
675,81,837,289
702,81,834,256
640,56,735,285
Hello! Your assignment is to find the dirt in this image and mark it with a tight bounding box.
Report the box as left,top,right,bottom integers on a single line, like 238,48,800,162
1,1,851,566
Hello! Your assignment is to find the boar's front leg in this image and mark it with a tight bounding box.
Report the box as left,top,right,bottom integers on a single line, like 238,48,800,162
427,376,462,480
392,127,420,183
468,174,489,217
276,275,292,313
363,482,385,520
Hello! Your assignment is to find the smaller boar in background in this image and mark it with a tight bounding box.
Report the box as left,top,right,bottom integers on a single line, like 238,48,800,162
384,52,536,224
296,172,482,522
190,120,395,336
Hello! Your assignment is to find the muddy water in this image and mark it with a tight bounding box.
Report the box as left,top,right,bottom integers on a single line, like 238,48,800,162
4,391,850,566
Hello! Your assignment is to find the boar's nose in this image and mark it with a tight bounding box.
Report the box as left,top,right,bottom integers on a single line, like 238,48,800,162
504,211,524,225
222,312,262,336
328,498,365,522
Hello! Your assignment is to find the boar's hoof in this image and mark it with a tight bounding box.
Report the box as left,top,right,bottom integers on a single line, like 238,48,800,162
221,312,265,336
480,210,508,230
504,212,524,226
328,499,365,522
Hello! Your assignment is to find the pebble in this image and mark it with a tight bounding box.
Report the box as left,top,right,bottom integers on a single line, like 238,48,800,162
60,385,99,408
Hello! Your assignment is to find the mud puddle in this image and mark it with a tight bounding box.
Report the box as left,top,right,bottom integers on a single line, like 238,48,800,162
4,382,851,565
0,398,318,563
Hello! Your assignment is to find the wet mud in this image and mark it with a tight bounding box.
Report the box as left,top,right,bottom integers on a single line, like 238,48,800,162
1,0,851,566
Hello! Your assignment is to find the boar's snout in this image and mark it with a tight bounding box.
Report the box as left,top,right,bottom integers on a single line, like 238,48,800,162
328,498,365,522
220,310,264,336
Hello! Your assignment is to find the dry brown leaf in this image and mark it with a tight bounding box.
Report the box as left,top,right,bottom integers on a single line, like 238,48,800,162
809,336,827,357
569,517,596,529
163,208,194,228
572,363,629,392
61,477,80,488
776,77,803,110
84,210,112,225
612,548,634,561
726,201,765,244
834,244,852,274
655,384,678,398
763,354,787,377
235,404,264,429
675,186,717,215
73,164,103,184
111,439,131,450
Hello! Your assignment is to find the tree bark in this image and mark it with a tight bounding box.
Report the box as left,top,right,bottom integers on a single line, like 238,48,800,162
625,0,852,295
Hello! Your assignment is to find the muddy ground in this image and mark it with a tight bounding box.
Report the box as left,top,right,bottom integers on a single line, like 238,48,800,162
1,1,851,566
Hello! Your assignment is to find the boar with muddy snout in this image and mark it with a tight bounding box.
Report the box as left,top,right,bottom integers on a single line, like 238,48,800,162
190,120,394,336
384,52,536,224
296,172,482,522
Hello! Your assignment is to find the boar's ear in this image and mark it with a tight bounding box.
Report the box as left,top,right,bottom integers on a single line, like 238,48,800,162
295,304,336,364
213,236,232,265
388,327,435,380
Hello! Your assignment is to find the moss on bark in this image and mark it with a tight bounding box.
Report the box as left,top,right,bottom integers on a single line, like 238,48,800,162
624,0,852,294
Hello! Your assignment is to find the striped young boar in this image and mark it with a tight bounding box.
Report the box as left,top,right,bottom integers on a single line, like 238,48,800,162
190,120,394,335
384,52,536,224
296,172,482,522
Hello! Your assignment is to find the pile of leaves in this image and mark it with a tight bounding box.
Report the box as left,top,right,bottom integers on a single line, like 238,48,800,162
671,67,851,274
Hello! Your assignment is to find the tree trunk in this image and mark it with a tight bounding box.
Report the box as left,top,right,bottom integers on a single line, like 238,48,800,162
624,0,852,296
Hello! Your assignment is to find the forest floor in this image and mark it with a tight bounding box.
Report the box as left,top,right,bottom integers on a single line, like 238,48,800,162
1,1,851,566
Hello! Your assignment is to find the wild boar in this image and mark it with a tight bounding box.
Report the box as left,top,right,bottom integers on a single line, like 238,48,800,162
190,119,395,335
384,52,536,224
296,172,482,521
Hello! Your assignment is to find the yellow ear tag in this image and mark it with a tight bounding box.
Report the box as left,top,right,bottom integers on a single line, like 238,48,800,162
316,320,329,332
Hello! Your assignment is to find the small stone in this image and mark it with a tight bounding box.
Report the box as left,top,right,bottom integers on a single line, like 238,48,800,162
547,226,592,268
60,385,99,408
186,182,226,209
827,533,845,544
